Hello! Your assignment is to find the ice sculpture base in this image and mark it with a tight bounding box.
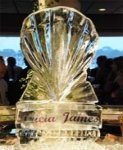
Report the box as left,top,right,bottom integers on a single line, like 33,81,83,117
16,101,102,144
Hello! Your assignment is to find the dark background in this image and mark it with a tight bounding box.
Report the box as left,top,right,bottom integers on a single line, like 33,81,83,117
0,0,123,36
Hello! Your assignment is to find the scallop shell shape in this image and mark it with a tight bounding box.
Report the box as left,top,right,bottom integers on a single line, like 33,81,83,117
20,6,98,103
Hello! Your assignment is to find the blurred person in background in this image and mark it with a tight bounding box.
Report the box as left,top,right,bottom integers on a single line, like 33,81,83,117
5,57,22,105
109,57,123,105
0,56,9,105
89,56,109,104
5,57,22,82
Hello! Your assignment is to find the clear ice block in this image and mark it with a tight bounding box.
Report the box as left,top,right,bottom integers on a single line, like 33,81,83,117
15,5,101,148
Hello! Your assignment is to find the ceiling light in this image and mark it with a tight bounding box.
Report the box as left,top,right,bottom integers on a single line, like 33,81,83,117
98,8,106,12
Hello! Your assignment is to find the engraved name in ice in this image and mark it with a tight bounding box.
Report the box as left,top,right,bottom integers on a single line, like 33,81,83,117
20,112,100,124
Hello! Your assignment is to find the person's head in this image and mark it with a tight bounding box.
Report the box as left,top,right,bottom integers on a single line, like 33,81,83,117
96,55,107,67
7,57,16,67
0,56,5,64
0,63,6,79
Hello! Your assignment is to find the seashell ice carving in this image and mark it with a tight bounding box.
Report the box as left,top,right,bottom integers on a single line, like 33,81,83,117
20,6,99,103
15,3,102,146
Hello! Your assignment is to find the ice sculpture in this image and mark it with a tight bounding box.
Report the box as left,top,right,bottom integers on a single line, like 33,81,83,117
15,0,102,148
